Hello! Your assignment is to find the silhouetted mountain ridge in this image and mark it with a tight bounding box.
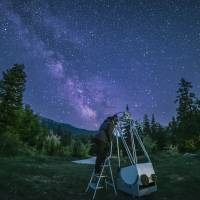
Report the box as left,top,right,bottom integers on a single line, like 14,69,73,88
39,116,97,135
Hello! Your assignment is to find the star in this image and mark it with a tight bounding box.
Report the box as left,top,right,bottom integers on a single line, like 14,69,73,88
0,0,199,129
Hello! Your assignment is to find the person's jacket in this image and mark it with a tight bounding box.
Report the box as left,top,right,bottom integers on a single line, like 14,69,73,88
95,117,115,143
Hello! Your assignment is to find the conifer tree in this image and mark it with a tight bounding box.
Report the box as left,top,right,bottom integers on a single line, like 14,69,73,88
150,114,157,140
168,116,178,145
143,114,151,136
175,78,196,122
175,78,200,151
0,64,26,132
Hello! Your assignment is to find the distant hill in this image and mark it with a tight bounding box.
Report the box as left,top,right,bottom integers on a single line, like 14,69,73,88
39,116,97,135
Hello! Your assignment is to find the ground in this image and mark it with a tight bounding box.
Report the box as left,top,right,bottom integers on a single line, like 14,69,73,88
0,152,200,200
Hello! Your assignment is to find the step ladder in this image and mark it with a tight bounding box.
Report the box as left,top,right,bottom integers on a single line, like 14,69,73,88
85,143,117,199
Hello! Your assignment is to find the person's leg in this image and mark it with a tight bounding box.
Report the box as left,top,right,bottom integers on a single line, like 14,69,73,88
95,140,107,174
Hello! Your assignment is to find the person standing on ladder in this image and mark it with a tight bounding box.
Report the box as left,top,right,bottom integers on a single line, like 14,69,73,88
94,114,118,175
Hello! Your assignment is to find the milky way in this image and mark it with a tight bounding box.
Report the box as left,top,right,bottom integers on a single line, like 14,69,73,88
0,0,200,130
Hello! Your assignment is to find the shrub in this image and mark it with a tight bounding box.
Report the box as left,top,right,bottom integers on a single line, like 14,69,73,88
58,146,72,157
71,139,91,158
42,134,62,156
166,144,179,155
81,142,91,157
143,135,157,153
180,135,200,152
0,131,21,156
18,144,38,156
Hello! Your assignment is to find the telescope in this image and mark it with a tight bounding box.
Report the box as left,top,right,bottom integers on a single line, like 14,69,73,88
82,107,157,199
114,110,157,197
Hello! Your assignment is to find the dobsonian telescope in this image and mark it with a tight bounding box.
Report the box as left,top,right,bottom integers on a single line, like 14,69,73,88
114,108,157,197
83,106,157,199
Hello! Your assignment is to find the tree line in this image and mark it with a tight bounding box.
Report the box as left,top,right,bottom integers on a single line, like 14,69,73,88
134,78,200,153
0,64,200,157
0,64,92,157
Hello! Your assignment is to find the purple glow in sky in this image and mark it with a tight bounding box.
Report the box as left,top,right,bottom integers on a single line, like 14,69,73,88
0,0,200,130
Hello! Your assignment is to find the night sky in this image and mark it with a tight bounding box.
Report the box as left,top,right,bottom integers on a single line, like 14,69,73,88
0,0,200,130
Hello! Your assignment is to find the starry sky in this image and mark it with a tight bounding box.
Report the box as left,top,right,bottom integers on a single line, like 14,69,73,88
0,0,200,130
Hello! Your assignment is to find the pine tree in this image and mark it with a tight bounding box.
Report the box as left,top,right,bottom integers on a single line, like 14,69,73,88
150,114,157,140
17,105,42,147
0,64,26,132
175,78,200,151
135,120,143,136
156,124,166,150
149,114,167,150
168,116,178,145
143,114,151,136
175,78,196,122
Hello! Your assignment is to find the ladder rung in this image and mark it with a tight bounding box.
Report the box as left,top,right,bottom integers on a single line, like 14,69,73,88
89,183,103,190
86,156,117,198
105,181,114,187
94,175,107,178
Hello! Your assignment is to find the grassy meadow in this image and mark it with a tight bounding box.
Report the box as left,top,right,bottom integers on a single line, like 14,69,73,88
0,152,200,200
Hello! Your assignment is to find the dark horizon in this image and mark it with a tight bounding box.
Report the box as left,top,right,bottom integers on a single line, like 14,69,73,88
0,0,200,130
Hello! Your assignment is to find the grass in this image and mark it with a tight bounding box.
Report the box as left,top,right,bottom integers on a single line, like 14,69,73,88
0,152,200,200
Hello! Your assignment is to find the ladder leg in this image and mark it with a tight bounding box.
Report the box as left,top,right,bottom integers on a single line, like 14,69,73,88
108,159,117,195
105,177,108,191
86,145,117,199
92,163,106,200
86,170,95,192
